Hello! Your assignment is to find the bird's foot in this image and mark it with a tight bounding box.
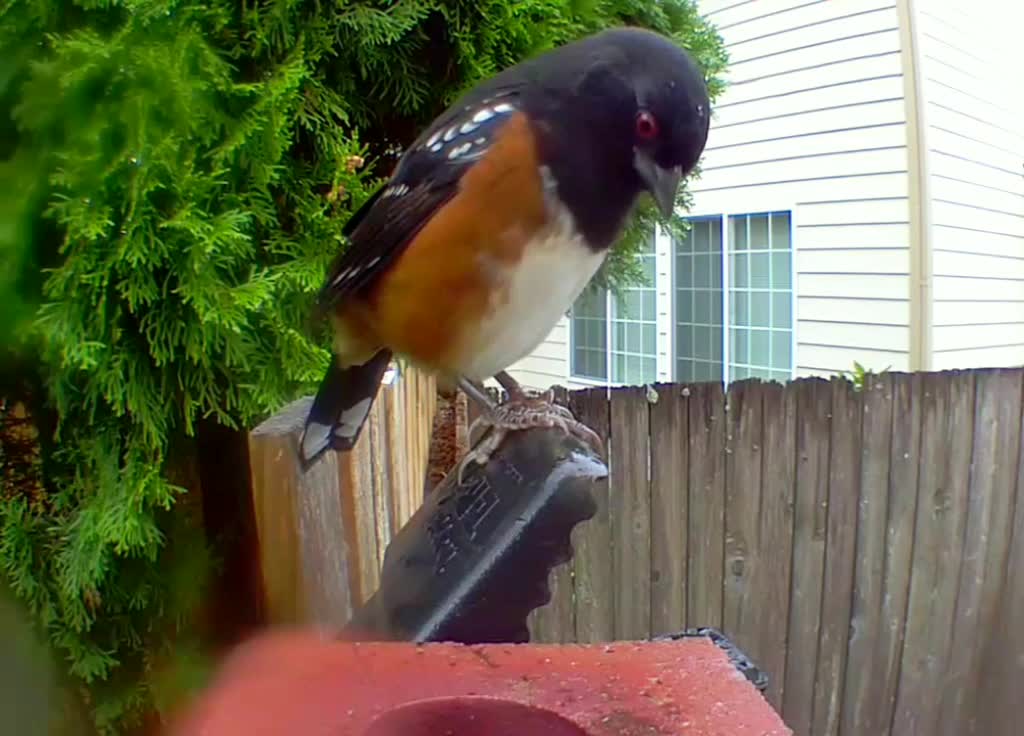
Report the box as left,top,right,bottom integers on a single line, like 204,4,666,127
455,387,603,484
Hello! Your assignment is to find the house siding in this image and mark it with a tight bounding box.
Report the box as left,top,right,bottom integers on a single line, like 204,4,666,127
693,0,911,377
913,0,1024,369
508,0,914,389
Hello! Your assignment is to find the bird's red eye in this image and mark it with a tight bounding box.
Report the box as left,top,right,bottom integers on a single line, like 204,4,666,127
635,110,659,140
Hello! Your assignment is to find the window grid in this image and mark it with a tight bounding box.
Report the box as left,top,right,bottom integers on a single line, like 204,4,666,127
570,285,608,381
569,235,658,385
674,217,724,383
609,234,658,385
727,211,793,383
573,211,795,387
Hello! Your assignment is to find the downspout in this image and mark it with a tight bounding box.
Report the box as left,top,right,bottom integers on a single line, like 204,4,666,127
896,0,933,371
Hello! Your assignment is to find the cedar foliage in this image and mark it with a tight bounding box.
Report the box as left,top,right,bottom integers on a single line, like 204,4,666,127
0,0,727,730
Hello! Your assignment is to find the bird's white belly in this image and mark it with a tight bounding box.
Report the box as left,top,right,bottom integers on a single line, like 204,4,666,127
457,222,607,382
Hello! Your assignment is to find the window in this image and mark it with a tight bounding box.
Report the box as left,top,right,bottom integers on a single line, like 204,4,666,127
569,211,794,386
570,285,607,381
727,212,793,382
671,210,794,384
610,237,658,384
570,234,659,384
674,217,724,382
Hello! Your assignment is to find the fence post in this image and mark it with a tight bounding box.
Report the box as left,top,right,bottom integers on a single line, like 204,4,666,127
247,396,355,629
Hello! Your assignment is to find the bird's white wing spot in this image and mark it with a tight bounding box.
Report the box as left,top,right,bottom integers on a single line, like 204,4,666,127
381,183,409,199
472,108,495,124
417,100,517,159
331,267,352,286
448,142,473,159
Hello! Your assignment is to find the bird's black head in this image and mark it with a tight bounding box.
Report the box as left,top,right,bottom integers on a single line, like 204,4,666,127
524,27,711,231
607,28,711,216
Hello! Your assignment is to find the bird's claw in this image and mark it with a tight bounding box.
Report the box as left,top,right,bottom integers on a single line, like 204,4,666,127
453,390,604,483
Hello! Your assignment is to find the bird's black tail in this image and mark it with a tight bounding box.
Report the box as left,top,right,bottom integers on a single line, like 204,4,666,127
299,349,393,465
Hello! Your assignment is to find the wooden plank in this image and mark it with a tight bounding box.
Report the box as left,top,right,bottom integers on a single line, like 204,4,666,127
781,377,832,735
939,368,1023,736
862,371,924,736
410,369,431,505
686,380,727,629
568,387,613,642
248,397,355,628
842,372,896,735
381,381,407,532
610,385,652,641
723,380,764,661
811,378,862,736
367,402,391,574
342,419,381,604
754,380,797,710
649,382,689,636
978,377,1024,734
528,385,576,643
891,371,976,735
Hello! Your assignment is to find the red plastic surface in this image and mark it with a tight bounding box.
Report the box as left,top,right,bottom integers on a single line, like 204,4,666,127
170,630,792,736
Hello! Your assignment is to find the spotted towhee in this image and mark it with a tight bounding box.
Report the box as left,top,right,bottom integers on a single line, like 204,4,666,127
300,26,711,471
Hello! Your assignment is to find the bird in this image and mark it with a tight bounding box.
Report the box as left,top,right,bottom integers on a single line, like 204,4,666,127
299,26,711,473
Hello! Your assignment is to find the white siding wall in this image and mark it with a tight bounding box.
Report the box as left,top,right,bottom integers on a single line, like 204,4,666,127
508,0,914,389
914,1,1024,370
691,0,911,378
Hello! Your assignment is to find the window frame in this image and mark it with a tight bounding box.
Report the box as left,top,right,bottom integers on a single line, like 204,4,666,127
670,207,798,385
567,231,668,387
670,214,727,384
722,209,797,383
568,282,610,384
567,206,798,387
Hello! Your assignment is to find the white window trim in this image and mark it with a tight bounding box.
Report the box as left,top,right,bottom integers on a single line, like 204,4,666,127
567,207,798,387
654,225,674,381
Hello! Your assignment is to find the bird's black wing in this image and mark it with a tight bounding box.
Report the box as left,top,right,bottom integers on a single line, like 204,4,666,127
315,88,524,311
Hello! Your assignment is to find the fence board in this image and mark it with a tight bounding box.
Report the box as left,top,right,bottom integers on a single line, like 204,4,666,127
248,398,355,628
380,384,407,532
892,371,976,735
812,379,862,736
866,372,924,736
755,381,797,711
782,378,832,736
686,381,727,629
649,383,689,636
842,373,895,735
723,380,764,662
343,429,381,604
940,369,1023,736
610,385,652,640
367,406,391,574
569,387,614,642
528,386,576,643
979,398,1024,734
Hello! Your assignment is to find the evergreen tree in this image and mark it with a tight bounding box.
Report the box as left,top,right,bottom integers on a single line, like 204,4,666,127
0,0,727,730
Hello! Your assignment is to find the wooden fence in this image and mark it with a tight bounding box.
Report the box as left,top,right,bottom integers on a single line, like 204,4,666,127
246,367,1024,736
247,368,436,627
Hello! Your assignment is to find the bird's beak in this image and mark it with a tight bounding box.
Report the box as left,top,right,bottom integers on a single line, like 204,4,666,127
634,150,682,218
